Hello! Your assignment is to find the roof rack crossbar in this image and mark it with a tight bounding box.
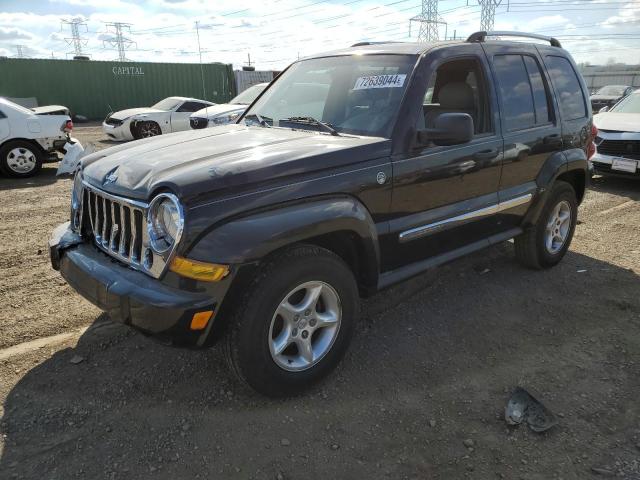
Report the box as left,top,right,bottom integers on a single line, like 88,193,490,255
466,31,562,48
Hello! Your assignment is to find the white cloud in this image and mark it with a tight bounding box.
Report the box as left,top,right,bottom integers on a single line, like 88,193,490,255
0,0,637,66
0,26,32,41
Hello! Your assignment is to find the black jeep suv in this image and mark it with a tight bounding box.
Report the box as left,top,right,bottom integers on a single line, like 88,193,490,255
50,31,594,396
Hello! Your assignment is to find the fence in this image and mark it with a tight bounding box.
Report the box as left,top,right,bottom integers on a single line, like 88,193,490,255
234,70,276,95
0,58,236,120
579,65,640,93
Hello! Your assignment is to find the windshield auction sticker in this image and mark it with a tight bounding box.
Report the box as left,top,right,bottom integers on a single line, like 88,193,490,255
353,74,407,90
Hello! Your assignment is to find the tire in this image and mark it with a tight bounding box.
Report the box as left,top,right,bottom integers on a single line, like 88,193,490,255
133,121,162,139
224,245,359,397
515,180,578,269
0,140,43,178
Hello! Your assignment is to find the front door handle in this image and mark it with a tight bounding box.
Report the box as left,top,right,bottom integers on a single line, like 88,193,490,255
455,160,476,174
473,148,499,160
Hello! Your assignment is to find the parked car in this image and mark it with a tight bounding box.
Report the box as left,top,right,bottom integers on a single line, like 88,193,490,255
590,85,634,113
51,31,592,396
189,83,268,129
103,96,215,141
0,97,73,177
592,89,640,177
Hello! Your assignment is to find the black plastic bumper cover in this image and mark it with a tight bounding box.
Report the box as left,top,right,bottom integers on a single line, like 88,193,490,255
49,222,218,345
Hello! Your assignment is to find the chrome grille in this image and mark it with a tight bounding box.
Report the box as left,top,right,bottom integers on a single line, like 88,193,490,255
82,183,147,267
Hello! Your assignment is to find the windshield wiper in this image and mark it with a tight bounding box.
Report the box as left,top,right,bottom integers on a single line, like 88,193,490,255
282,116,340,136
244,113,272,127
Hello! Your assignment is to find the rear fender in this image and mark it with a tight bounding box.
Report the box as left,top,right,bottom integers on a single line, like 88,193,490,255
524,148,587,225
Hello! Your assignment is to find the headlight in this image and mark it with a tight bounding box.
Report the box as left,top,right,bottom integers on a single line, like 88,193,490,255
70,170,83,230
211,113,240,125
147,193,184,254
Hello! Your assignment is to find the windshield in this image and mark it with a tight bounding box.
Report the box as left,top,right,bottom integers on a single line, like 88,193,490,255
244,54,416,137
611,92,640,113
596,85,627,96
231,84,267,105
151,97,182,110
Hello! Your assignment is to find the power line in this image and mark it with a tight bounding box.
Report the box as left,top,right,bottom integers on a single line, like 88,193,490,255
103,22,136,61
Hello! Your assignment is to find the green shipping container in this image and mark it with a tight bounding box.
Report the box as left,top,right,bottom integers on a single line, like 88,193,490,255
0,58,236,120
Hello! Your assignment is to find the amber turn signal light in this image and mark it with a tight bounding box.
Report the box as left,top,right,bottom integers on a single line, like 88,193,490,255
190,310,214,330
169,256,229,282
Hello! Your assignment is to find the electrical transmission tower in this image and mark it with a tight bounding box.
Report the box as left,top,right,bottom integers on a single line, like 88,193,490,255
15,45,27,58
103,22,136,61
477,0,502,31
410,0,447,42
61,18,89,57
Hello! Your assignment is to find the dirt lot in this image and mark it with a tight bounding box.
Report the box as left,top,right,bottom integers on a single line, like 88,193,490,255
1,125,639,479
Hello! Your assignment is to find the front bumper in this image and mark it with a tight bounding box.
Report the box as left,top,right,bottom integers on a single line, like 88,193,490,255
102,121,130,141
591,153,640,177
49,222,232,346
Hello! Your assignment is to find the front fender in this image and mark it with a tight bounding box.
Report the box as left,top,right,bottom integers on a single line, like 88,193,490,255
186,195,380,274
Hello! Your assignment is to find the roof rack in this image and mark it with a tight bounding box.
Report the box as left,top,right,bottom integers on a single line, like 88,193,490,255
466,31,562,48
350,41,399,47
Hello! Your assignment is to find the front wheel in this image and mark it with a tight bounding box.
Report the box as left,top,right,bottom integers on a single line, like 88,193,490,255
224,245,359,397
515,180,578,269
133,121,162,139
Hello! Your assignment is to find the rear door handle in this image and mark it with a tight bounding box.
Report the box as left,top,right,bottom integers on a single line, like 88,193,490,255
473,148,499,160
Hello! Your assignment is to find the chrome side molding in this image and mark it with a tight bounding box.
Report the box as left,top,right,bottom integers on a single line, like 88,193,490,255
399,193,533,243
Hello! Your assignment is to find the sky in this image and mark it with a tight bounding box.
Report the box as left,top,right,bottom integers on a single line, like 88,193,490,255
0,0,639,69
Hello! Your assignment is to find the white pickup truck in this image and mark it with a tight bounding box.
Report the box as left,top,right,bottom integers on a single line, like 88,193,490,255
0,97,73,178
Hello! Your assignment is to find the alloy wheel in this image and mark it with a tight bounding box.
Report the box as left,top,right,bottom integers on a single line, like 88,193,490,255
268,281,342,372
544,200,572,254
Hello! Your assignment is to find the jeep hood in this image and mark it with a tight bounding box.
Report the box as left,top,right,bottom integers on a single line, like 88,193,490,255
81,124,390,202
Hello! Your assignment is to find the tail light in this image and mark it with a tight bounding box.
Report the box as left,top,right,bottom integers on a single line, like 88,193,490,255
62,120,73,133
587,124,597,160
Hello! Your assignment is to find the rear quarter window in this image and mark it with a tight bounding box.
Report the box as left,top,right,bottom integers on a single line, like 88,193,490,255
493,54,538,131
544,55,587,121
0,110,6,119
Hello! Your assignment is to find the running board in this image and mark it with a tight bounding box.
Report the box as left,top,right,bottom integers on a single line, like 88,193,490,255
377,227,523,290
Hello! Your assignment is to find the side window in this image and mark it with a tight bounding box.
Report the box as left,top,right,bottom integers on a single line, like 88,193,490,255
545,55,587,121
493,55,535,131
0,110,6,119
177,101,204,113
523,56,552,125
419,57,492,135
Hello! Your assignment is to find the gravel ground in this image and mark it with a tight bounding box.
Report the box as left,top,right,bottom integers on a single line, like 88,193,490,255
0,125,639,479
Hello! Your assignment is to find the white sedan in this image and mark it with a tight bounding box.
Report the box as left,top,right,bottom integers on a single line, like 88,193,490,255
0,97,73,177
189,83,268,129
102,96,215,141
592,89,640,177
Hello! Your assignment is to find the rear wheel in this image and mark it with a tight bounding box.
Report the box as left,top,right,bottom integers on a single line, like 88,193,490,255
0,140,43,178
133,121,162,139
515,180,577,269
224,245,359,397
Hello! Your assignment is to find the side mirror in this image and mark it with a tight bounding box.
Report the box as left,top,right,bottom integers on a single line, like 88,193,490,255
417,113,474,147
598,106,609,113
